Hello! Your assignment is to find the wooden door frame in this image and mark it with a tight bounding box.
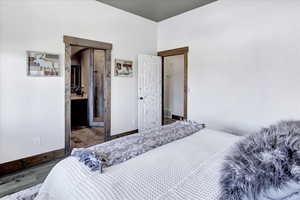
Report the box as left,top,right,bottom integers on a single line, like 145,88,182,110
158,47,189,124
64,35,112,155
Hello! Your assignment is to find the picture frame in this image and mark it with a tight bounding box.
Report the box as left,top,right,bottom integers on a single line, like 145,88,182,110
114,59,133,77
27,51,60,77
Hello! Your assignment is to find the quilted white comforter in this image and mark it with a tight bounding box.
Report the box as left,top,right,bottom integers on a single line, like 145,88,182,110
35,129,241,200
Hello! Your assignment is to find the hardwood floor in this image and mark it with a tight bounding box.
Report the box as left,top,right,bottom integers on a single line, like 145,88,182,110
71,126,105,149
0,159,61,198
163,117,177,125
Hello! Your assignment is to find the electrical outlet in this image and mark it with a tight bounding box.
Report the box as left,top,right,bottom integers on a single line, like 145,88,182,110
32,137,41,145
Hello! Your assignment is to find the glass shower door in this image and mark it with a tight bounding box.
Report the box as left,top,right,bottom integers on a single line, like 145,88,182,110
88,49,105,127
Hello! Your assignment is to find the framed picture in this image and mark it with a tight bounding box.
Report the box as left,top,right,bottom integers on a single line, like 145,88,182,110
27,51,60,76
114,59,133,77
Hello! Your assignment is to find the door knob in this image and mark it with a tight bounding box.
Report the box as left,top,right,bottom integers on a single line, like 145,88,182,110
139,97,144,100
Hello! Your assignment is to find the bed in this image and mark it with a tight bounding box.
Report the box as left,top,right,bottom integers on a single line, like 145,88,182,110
35,128,241,200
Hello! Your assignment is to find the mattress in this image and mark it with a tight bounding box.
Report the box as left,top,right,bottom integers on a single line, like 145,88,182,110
35,129,241,200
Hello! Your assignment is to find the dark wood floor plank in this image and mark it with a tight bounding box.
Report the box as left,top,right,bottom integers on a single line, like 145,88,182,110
0,159,61,198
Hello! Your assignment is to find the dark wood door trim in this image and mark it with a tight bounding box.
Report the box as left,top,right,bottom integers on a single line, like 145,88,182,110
158,47,189,125
64,36,112,50
104,49,112,141
65,43,72,155
64,35,112,155
158,47,189,57
183,52,188,119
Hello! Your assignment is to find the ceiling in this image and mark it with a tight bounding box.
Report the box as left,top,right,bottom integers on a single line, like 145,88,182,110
96,0,217,22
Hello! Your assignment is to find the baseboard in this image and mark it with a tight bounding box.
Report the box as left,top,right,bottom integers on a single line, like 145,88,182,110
0,149,65,176
109,129,139,140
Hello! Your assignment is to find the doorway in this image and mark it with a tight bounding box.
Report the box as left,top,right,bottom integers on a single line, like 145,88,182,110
158,47,188,125
64,36,112,154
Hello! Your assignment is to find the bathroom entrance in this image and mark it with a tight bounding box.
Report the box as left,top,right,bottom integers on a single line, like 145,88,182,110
64,36,112,153
70,48,105,148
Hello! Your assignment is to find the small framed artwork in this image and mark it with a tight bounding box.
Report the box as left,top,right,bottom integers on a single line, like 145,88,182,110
27,51,60,76
114,59,133,77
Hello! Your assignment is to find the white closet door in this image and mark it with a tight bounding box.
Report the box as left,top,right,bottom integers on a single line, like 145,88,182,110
138,55,162,131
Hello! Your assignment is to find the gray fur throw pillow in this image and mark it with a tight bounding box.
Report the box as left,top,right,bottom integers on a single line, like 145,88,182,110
219,121,300,200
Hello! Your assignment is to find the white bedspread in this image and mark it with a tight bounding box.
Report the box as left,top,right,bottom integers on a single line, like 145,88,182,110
35,129,241,200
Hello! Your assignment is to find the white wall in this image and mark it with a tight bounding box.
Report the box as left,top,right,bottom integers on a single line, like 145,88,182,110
0,0,157,163
164,55,184,117
0,2,4,164
158,0,300,135
2,0,300,163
